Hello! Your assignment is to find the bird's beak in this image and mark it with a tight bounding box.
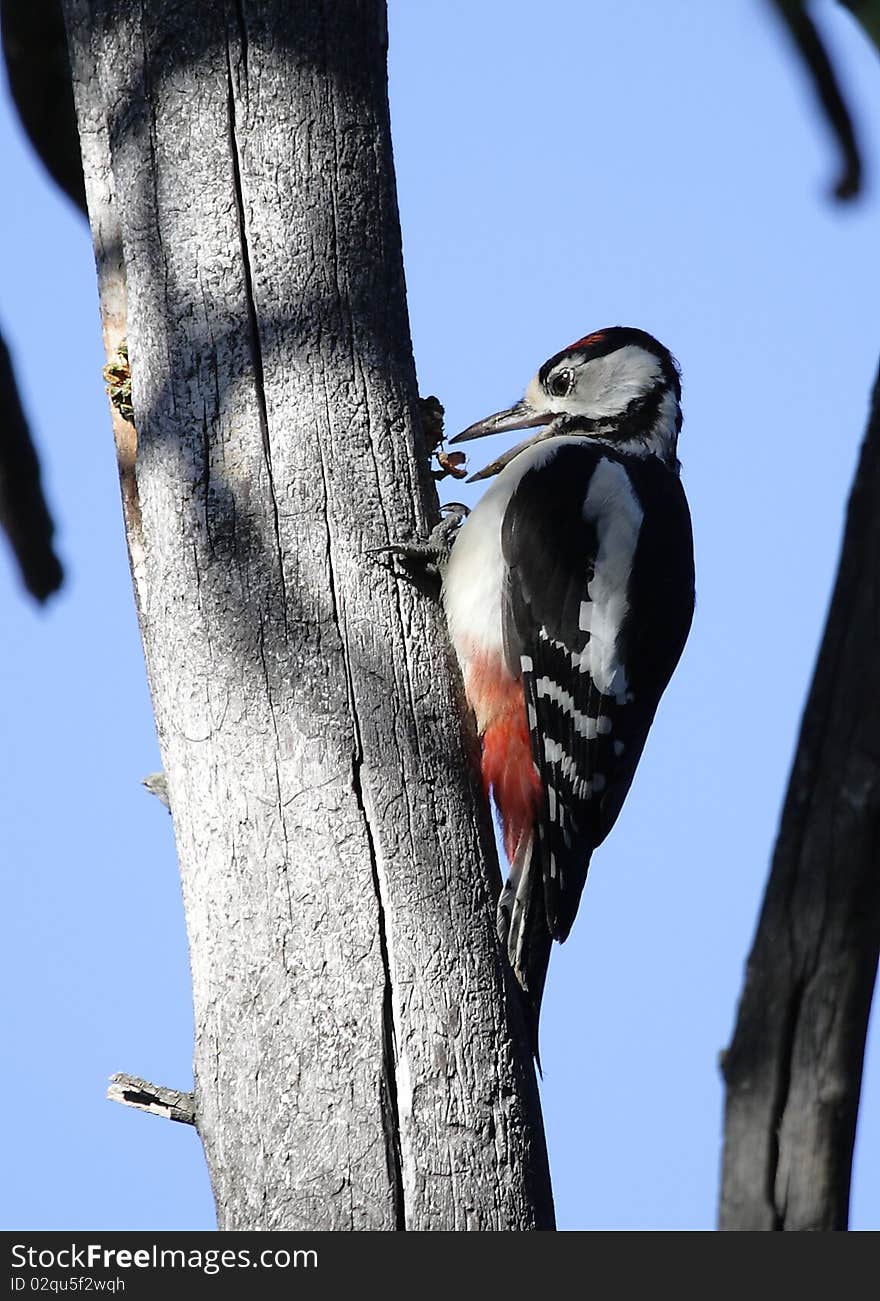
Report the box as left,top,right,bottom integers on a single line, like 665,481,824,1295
450,399,554,444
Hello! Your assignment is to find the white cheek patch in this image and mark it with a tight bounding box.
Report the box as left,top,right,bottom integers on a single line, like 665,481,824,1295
540,345,663,421
579,346,663,417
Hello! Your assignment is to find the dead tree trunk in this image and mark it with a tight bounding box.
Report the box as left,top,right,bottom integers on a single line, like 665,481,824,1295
62,0,553,1230
720,361,880,1230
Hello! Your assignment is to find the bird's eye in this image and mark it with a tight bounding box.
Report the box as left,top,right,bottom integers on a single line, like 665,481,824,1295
547,369,573,398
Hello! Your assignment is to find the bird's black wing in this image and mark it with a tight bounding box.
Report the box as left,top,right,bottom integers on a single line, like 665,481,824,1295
501,442,694,944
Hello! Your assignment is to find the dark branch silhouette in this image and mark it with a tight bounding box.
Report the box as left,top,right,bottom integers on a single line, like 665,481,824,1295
838,2,880,56
0,333,63,601
0,0,73,602
720,360,880,1229
771,0,863,200
0,0,86,214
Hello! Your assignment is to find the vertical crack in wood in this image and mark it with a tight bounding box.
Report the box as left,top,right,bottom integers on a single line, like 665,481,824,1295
354,751,408,1231
225,2,406,1226
767,979,804,1229
314,435,407,1227
224,29,289,633
232,0,250,82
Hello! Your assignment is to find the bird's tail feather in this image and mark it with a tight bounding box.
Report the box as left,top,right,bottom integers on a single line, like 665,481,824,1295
497,830,552,1067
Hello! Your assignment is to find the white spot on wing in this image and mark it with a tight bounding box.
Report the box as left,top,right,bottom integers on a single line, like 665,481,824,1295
536,676,603,739
581,459,644,698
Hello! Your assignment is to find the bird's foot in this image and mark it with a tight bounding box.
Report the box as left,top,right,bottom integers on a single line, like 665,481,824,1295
370,503,469,589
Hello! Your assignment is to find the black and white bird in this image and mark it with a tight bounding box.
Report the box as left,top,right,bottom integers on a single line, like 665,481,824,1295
441,327,695,1055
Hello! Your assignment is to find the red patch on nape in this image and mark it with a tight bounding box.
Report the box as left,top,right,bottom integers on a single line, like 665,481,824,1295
566,330,605,353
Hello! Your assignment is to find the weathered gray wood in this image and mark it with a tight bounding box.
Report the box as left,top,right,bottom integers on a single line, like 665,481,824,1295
108,1074,196,1125
720,361,880,1230
63,0,553,1230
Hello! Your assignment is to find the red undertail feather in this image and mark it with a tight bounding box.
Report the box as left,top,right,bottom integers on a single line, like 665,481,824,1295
465,649,548,1063
466,652,542,862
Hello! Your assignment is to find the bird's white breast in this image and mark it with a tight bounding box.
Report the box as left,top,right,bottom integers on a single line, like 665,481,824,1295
442,436,583,672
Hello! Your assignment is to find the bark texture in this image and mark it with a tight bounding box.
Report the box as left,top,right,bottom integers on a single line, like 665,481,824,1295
63,0,553,1230
720,362,880,1230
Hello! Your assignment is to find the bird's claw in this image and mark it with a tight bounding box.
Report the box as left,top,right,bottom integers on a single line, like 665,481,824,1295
369,503,469,584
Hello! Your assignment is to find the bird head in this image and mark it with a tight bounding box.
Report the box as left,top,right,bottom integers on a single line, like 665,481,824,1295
452,327,682,479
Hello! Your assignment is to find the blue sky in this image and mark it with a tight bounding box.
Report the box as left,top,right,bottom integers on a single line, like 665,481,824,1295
2,0,879,1230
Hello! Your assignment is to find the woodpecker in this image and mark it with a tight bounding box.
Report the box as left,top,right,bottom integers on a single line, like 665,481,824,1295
442,327,695,1055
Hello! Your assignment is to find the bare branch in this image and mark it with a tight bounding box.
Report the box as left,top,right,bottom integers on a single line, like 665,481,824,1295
0,0,86,214
0,332,63,602
771,0,863,200
107,1073,195,1125
720,359,880,1230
